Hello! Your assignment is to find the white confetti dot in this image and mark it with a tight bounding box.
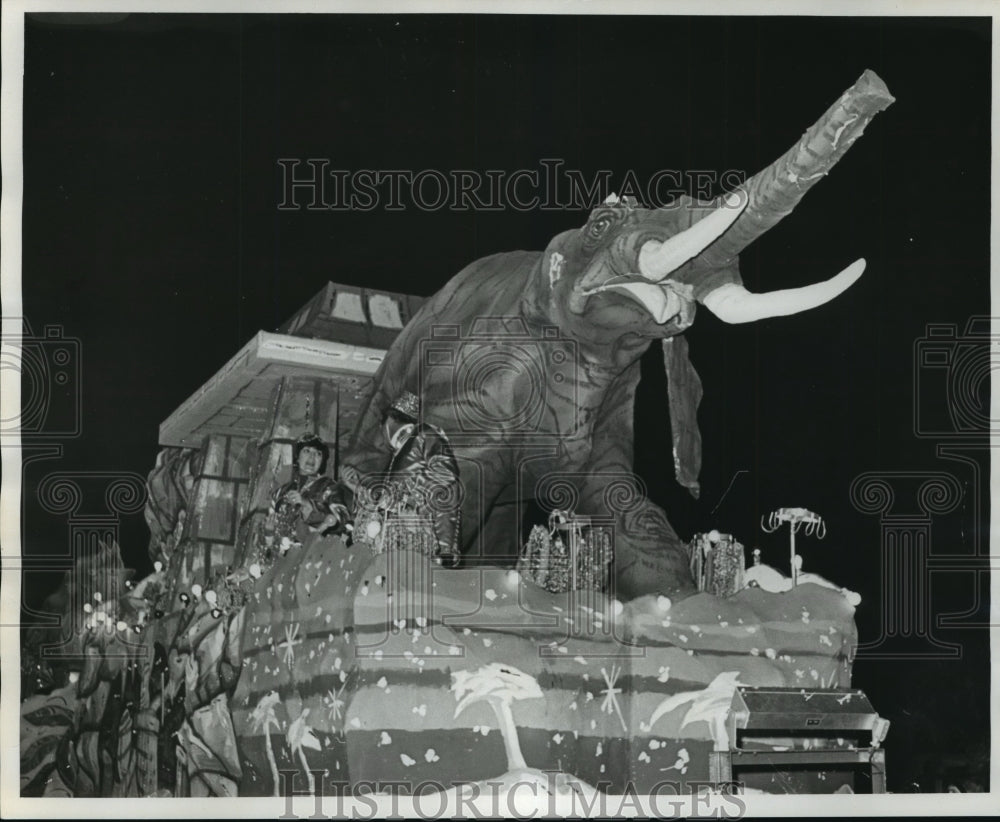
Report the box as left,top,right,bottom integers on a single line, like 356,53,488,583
380,731,392,745
656,596,672,612
765,648,777,659
649,739,660,750
484,589,498,601
425,748,439,763
376,676,388,689
400,754,415,767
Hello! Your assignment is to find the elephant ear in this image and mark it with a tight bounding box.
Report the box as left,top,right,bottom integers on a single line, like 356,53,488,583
662,335,703,498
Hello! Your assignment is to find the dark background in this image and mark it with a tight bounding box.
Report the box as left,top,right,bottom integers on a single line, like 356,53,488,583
18,13,991,791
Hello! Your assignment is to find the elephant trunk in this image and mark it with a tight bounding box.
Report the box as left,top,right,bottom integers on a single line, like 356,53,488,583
697,69,895,269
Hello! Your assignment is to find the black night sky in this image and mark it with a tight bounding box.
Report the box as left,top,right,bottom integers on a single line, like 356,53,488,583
18,13,991,791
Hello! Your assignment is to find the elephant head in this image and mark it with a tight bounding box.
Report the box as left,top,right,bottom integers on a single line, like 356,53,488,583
343,70,895,596
531,70,894,362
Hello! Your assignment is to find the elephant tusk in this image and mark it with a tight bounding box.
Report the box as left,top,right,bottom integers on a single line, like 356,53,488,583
637,189,748,281
701,258,867,324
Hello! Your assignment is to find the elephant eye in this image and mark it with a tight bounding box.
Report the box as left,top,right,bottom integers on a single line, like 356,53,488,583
588,217,611,238
582,207,628,250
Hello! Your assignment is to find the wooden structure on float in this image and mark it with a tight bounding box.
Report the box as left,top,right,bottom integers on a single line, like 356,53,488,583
154,282,422,587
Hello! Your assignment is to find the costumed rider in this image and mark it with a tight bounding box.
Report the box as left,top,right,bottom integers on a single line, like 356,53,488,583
353,391,462,567
266,433,351,553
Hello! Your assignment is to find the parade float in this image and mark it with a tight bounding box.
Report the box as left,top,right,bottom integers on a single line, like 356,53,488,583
21,70,894,799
